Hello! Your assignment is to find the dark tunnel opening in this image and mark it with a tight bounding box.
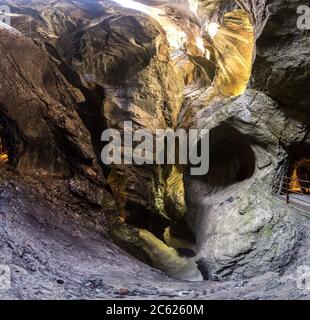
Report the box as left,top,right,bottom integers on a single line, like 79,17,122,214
190,123,256,193
285,144,310,195
0,106,26,168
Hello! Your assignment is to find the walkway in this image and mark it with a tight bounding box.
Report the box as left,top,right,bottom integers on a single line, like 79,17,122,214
271,174,310,213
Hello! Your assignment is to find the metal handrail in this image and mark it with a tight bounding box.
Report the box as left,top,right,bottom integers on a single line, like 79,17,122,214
281,182,310,192
282,176,310,183
271,174,310,210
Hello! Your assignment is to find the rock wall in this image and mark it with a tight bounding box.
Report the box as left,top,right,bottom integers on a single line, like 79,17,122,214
185,90,307,279
0,18,107,228
251,0,310,121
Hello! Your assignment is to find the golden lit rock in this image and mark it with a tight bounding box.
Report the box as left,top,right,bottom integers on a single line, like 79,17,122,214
139,229,203,281
289,160,310,194
212,9,254,97
0,131,8,166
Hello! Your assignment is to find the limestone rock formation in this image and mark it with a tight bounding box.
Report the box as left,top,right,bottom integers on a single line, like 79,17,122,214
186,90,307,279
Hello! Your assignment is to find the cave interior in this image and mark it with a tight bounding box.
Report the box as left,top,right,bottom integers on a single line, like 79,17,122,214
0,0,309,300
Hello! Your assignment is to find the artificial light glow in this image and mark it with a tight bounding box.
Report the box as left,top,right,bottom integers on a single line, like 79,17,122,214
0,153,8,165
289,160,310,193
0,135,8,165
290,168,302,192
203,22,220,38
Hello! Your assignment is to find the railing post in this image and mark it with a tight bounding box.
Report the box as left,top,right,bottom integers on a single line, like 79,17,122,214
279,174,284,195
286,181,290,204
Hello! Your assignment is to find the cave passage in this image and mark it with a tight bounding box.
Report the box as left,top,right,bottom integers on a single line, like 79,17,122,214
199,123,256,193
0,0,309,301
101,4,256,281
17,0,257,282
272,145,310,211
289,160,310,194
286,145,310,196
